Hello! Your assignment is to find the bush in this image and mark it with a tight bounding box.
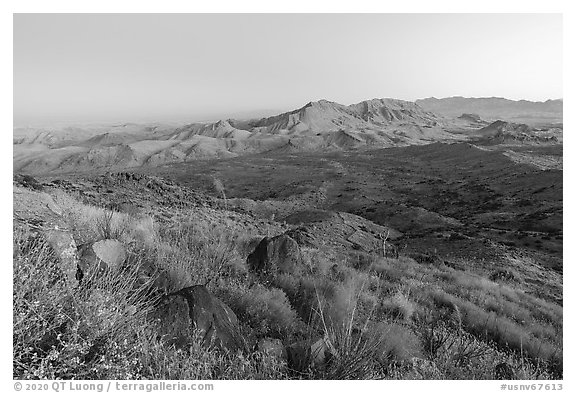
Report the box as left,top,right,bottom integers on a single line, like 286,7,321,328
370,322,424,364
220,284,302,340
95,210,127,240
13,230,158,379
379,289,417,322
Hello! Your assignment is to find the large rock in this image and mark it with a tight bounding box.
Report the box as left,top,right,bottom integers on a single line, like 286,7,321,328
77,239,127,280
159,285,245,352
247,234,302,277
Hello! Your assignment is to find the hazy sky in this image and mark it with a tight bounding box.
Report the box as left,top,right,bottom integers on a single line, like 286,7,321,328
14,13,562,125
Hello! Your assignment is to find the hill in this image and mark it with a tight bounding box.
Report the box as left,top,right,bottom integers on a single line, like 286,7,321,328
416,97,563,124
15,96,564,175
473,120,562,145
13,98,466,174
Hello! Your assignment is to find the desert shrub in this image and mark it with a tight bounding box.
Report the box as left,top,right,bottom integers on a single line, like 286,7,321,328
283,275,337,325
312,269,380,333
13,230,158,379
369,259,405,286
51,190,131,244
128,215,159,245
138,329,288,379
219,284,302,340
490,269,516,282
422,288,562,377
151,221,244,291
95,210,127,240
484,296,533,325
345,250,378,271
301,248,338,276
370,322,424,364
312,288,385,379
379,289,417,322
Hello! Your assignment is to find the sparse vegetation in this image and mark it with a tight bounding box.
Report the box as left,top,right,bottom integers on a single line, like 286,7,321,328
13,172,562,380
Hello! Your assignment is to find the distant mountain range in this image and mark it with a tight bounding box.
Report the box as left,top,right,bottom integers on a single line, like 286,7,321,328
416,97,563,123
13,97,563,174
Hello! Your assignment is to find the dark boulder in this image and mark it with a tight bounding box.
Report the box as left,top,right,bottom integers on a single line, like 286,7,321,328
247,234,302,277
158,285,245,352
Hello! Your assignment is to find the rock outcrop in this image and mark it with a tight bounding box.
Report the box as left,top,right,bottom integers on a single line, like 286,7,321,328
158,285,245,352
247,234,303,277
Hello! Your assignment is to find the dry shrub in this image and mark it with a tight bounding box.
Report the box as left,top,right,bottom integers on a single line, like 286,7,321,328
138,329,287,380
370,322,424,363
345,251,378,271
313,286,384,379
13,230,157,379
152,221,242,291
380,289,417,322
51,190,130,243
220,284,302,339
95,210,128,240
425,288,562,377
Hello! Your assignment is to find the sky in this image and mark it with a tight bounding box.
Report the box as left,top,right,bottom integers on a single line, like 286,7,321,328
13,13,562,125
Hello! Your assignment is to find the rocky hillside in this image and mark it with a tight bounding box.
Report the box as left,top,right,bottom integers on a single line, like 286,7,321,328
474,120,562,145
247,98,440,135
13,171,563,379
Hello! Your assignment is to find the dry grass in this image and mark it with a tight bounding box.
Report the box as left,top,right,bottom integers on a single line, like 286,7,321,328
13,188,563,380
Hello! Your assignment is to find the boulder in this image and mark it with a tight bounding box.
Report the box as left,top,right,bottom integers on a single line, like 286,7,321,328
247,234,302,277
159,285,245,352
77,239,127,280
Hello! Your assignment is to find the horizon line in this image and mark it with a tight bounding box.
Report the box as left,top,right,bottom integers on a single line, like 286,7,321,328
14,94,564,128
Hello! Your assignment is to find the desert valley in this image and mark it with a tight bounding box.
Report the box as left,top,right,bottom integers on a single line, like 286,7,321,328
13,95,563,380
